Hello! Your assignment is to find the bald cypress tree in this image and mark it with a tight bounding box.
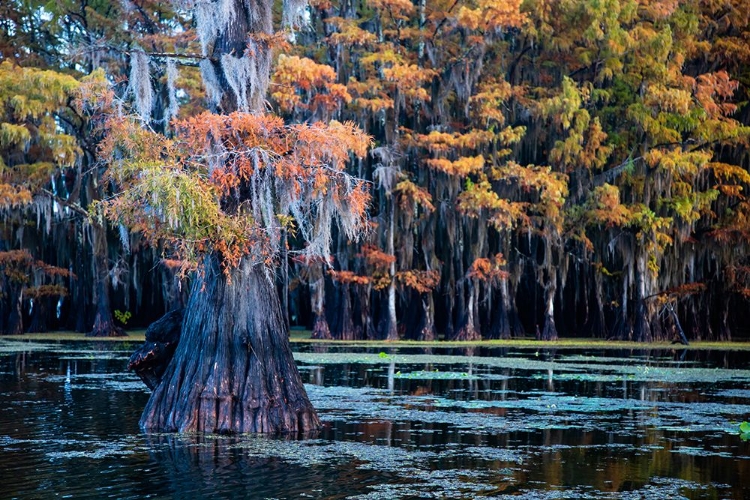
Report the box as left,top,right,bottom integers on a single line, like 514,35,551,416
106,0,369,433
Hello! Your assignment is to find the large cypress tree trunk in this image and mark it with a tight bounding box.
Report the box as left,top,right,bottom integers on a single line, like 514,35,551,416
583,265,607,337
135,0,325,434
495,276,525,339
140,255,320,434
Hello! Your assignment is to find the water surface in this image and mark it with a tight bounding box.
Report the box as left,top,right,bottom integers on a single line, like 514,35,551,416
1,339,748,498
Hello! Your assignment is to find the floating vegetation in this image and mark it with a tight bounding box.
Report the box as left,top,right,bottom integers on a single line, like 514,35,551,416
349,468,503,499
294,352,581,375
0,340,57,353
537,366,750,384
0,332,145,342
304,382,748,437
1,435,145,461
1,341,748,499
714,389,750,399
739,422,750,441
454,446,525,464
671,446,735,458
488,477,722,499
294,351,750,385
215,436,508,499
58,354,130,361
41,372,147,393
392,370,478,380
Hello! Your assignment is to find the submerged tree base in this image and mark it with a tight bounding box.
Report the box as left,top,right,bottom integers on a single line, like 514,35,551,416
86,321,126,338
140,255,320,434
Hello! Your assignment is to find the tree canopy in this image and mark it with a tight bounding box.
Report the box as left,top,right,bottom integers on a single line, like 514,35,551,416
1,0,749,343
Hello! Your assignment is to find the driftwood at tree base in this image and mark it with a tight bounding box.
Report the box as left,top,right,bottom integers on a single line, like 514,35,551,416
129,308,184,390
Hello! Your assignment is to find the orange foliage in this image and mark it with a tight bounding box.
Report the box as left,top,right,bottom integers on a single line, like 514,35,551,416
272,55,351,115
25,284,68,298
102,110,371,273
638,0,679,20
382,64,434,102
361,244,396,269
455,0,526,31
327,18,378,46
367,0,415,21
691,71,739,119
394,179,434,213
395,269,440,294
0,249,34,266
586,184,631,228
0,249,72,292
328,269,372,286
468,254,508,285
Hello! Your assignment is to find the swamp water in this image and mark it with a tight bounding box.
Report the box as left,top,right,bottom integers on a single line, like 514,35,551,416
0,339,748,499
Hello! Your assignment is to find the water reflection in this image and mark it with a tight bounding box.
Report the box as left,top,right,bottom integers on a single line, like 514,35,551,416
0,340,748,498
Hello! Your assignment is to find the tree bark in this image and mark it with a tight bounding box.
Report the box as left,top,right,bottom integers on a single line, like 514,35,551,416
415,293,436,341
632,251,652,342
5,287,24,335
332,283,357,340
382,195,398,340
129,308,184,390
139,255,320,434
583,265,606,337
454,279,481,341
611,268,632,340
540,272,559,341
489,277,513,339
87,223,124,337
27,295,53,333
310,273,332,340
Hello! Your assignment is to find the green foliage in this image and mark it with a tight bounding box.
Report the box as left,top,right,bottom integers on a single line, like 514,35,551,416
0,61,82,207
113,310,132,325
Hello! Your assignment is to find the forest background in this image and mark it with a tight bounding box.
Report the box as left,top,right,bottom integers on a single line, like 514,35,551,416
1,0,749,344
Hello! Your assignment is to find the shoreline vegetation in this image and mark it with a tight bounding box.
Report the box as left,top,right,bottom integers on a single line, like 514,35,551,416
3,331,749,351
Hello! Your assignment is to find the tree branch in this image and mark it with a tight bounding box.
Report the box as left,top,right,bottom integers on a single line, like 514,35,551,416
138,51,208,61
40,189,89,218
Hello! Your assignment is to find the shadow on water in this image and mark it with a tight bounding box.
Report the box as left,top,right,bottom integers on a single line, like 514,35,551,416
0,338,748,498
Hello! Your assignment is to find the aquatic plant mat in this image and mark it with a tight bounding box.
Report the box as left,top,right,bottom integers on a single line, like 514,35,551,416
1,340,748,498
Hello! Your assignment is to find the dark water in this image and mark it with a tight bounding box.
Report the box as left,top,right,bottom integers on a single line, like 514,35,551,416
1,339,749,499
